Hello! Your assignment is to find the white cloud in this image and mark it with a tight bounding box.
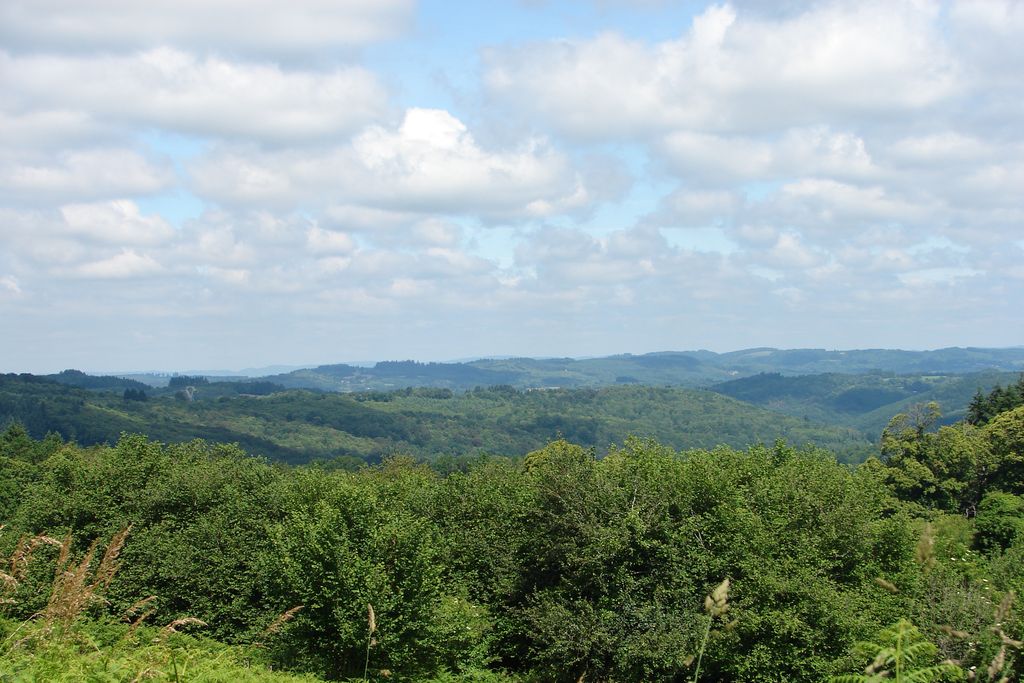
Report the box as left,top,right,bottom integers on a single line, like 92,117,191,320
410,219,462,247
318,211,463,248
193,228,257,266
0,275,21,297
734,223,777,246
886,132,994,165
0,0,413,57
203,267,251,286
758,232,825,270
60,200,176,245
949,0,1024,80
485,1,958,138
323,205,420,234
0,148,173,203
654,189,740,227
0,203,176,273
0,110,112,150
517,226,678,288
898,267,981,288
72,249,163,279
772,178,933,230
661,133,774,181
3,0,1023,370
659,126,876,185
349,109,588,214
306,226,356,255
837,246,918,273
176,210,314,267
3,49,389,142
190,108,592,217
960,162,1024,206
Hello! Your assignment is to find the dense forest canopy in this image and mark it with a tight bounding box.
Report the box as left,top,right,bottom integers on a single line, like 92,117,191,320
0,373,875,465
968,374,1024,426
3,368,1021,468
250,348,1024,393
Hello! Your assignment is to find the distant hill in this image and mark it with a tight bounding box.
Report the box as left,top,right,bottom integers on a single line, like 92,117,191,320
260,347,1024,392
705,347,1024,375
45,369,151,392
266,361,520,392
0,374,873,464
708,370,1022,436
4,348,1022,467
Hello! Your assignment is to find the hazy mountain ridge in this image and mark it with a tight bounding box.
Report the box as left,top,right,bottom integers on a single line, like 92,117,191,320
255,347,1024,393
68,347,1024,393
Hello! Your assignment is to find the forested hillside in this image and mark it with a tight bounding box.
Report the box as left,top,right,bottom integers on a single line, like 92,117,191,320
1,391,1022,681
0,374,872,465
709,370,1021,435
7,368,1018,468
253,347,1024,392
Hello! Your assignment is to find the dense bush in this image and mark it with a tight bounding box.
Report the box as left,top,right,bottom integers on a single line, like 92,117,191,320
1,405,1022,681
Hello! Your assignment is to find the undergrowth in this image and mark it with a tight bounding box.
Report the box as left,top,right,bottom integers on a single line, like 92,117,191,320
0,526,319,682
0,616,320,682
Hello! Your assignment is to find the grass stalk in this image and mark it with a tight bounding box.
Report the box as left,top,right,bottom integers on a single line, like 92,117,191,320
691,613,713,683
363,603,376,681
692,578,729,683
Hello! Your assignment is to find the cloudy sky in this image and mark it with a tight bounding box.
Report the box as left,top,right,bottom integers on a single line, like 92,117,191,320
1,0,1022,373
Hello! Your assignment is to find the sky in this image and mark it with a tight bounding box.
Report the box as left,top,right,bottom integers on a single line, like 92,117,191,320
1,0,1022,373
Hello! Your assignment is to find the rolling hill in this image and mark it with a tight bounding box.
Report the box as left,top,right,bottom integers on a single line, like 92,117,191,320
251,347,1024,392
0,374,873,464
707,370,1021,436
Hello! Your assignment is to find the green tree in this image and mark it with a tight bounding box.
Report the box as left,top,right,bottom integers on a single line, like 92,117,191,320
264,464,454,680
982,406,1024,495
975,492,1024,552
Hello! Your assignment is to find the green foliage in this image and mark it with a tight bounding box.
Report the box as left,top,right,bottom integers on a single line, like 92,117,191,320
703,443,912,682
712,371,1022,439
967,374,1024,426
864,393,1024,680
432,438,908,682
0,422,59,521
3,435,290,640
0,617,321,682
982,406,1024,495
830,619,963,682
878,404,974,512
168,375,210,389
48,369,151,393
975,492,1024,552
265,349,1024,393
432,458,534,607
4,419,1024,682
264,466,448,679
874,400,1024,515
0,374,873,465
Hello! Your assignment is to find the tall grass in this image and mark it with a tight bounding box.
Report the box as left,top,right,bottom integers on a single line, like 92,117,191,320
691,578,730,683
0,527,319,682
